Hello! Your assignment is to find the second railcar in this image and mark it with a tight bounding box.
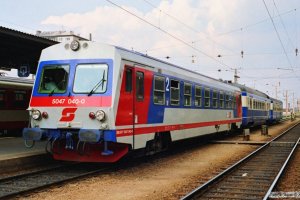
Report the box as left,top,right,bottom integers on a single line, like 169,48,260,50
0,76,33,136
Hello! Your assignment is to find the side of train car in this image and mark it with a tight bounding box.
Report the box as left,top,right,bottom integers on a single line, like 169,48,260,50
233,83,283,127
0,76,33,136
270,97,283,122
23,41,282,163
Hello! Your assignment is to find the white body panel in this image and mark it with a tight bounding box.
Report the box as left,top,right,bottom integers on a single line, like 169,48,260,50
31,41,242,152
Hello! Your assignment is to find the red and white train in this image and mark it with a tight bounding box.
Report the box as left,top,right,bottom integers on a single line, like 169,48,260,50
23,40,281,162
0,76,33,136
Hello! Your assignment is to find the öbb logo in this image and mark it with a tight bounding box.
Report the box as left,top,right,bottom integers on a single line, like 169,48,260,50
59,108,78,122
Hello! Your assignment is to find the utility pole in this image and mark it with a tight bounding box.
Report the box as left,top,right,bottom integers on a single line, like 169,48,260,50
292,92,295,113
284,90,288,114
234,68,240,83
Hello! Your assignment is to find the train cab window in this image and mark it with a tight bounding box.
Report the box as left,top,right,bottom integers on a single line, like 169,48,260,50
212,90,218,108
195,85,202,107
0,90,5,107
204,88,210,107
136,71,144,101
39,64,69,94
219,91,224,108
73,64,108,94
153,76,165,105
184,83,192,106
125,68,133,92
170,80,180,106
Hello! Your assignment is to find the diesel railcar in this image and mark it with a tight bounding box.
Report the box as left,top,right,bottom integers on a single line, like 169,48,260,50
231,83,283,127
23,41,244,162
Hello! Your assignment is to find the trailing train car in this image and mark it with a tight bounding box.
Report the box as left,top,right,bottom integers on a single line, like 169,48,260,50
0,76,33,136
231,83,283,127
23,41,243,162
270,97,283,123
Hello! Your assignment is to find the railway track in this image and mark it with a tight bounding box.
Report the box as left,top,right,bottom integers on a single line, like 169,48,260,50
0,131,223,199
0,163,111,199
182,122,300,200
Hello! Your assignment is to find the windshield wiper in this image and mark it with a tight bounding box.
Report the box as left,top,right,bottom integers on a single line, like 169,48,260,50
87,72,106,96
48,79,65,97
49,88,57,97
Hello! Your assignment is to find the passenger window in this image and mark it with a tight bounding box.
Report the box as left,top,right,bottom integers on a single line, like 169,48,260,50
219,91,224,108
232,95,236,109
125,68,132,92
153,76,165,105
247,97,250,108
136,71,144,101
225,93,229,108
229,94,233,108
14,91,26,107
184,83,192,106
195,85,202,107
0,90,5,107
170,80,180,106
212,90,218,108
204,88,210,107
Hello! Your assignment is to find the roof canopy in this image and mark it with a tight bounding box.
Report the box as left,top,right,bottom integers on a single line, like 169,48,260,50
0,26,57,74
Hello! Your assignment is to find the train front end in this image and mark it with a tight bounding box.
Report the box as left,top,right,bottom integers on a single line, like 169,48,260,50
23,41,128,162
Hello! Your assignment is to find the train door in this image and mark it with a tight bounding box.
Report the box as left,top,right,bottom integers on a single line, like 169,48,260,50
133,66,152,149
118,65,149,149
236,93,242,118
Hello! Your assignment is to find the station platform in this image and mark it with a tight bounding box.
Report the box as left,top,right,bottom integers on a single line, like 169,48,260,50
0,137,50,173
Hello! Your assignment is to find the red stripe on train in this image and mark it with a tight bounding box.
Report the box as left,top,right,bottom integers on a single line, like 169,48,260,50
29,96,112,107
116,119,241,137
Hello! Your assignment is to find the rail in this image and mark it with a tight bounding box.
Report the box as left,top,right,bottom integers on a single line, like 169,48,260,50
181,122,300,200
0,163,111,199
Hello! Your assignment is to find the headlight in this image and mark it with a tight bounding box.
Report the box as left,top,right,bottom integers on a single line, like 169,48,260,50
32,110,41,120
70,40,80,51
95,110,105,121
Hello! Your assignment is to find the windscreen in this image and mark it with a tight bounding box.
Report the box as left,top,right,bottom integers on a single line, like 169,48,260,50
38,65,69,94
73,64,108,94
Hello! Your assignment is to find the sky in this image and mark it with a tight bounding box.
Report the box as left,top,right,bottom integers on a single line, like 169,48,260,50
1,0,300,108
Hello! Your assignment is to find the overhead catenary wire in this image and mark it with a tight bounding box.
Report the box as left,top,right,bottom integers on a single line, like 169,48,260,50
142,3,299,60
262,0,294,70
272,0,296,50
142,0,248,58
105,0,232,69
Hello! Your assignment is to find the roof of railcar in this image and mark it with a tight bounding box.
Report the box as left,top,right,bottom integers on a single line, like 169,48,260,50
229,82,270,99
115,46,240,92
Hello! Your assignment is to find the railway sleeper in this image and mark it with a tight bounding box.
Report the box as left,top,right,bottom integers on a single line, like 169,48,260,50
218,186,266,192
218,183,269,190
226,178,271,183
270,141,296,147
202,193,260,200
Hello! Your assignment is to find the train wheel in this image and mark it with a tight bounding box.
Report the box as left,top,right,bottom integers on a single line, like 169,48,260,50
145,132,171,155
24,140,35,148
45,140,52,154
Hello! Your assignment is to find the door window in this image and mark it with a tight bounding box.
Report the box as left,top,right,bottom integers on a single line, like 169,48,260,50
136,71,144,101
